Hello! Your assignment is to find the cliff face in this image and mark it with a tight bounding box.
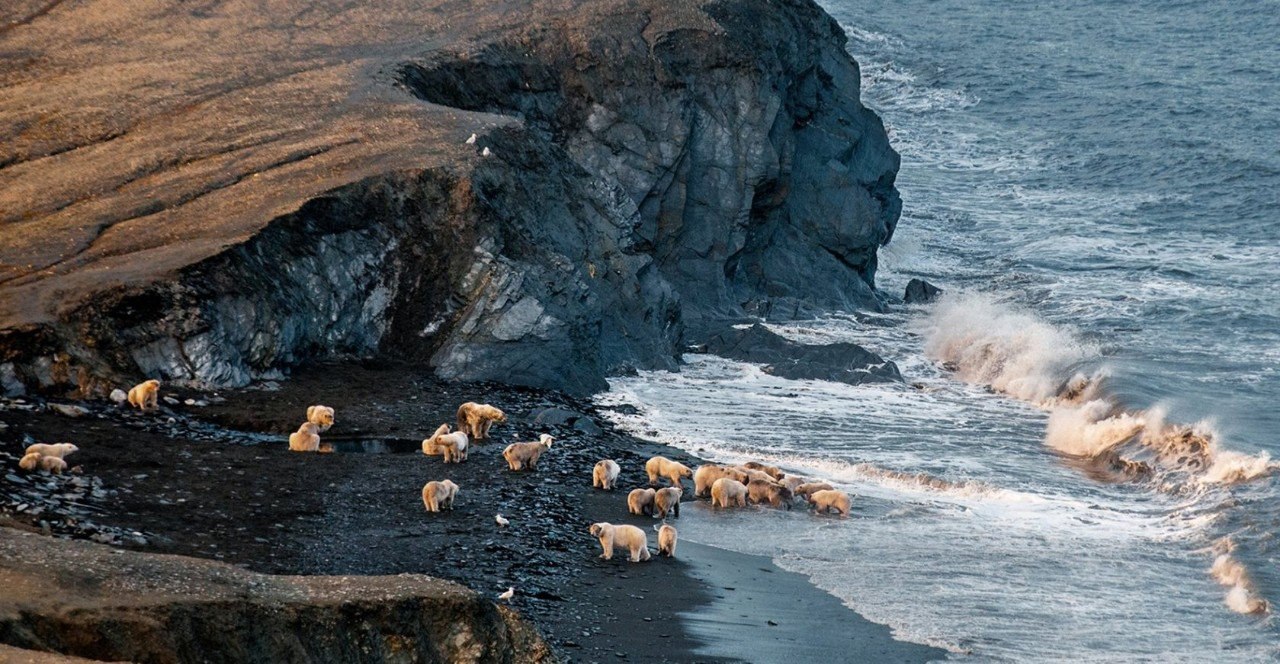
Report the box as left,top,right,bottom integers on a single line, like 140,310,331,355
0,0,899,395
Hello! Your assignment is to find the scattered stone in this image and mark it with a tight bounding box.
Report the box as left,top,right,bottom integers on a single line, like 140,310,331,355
109,389,129,404
49,403,90,418
163,396,180,405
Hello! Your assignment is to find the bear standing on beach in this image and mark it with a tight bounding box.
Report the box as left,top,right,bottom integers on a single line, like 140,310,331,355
422,479,460,512
693,464,750,497
456,402,506,440
593,459,621,490
628,488,657,516
127,379,161,411
645,456,692,487
503,434,553,471
710,478,748,508
25,443,78,459
656,524,678,557
747,479,793,509
654,486,682,518
590,522,651,562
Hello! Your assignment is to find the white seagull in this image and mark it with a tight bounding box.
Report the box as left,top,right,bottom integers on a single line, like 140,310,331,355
465,133,477,145
481,146,492,157
498,587,515,601
495,514,509,527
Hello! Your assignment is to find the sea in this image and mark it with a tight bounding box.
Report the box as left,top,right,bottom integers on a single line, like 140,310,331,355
596,1,1280,660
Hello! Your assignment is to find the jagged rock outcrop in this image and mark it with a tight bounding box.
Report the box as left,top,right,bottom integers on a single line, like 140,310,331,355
0,0,899,395
702,323,902,385
0,529,552,663
903,278,942,304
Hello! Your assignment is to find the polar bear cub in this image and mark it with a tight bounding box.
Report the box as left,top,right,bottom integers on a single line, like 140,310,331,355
807,489,852,517
628,488,657,516
456,402,507,440
289,422,322,452
592,459,621,490
654,486,682,519
590,522,651,562
422,479,460,512
127,379,161,411
503,434,553,471
39,456,67,474
656,524,678,558
710,478,747,508
25,443,79,459
18,452,42,472
645,456,692,487
306,405,335,432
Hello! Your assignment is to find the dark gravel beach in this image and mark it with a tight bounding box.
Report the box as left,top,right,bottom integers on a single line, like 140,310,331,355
0,362,943,662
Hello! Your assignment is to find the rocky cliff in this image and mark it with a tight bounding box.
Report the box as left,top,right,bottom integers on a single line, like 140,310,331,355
0,0,899,395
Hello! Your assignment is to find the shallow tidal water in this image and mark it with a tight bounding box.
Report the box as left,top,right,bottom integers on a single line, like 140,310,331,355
599,1,1280,660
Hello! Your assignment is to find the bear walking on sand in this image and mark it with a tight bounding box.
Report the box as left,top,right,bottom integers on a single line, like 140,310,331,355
429,429,469,463
456,402,506,440
747,479,792,509
422,480,460,512
421,423,451,455
127,379,161,411
590,522,651,562
593,459,621,490
306,405,335,432
288,422,321,452
25,443,78,460
806,489,852,517
628,488,657,516
645,456,692,487
503,434,553,471
656,524,678,557
710,478,748,508
653,486,682,519
693,464,750,497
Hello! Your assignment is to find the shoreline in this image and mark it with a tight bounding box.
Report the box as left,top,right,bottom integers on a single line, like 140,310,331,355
0,361,942,662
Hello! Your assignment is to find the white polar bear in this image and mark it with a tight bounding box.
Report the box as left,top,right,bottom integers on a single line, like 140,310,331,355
593,459,621,490
590,522,650,562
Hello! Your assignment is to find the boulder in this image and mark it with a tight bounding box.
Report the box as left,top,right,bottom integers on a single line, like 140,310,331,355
903,279,943,304
702,324,902,385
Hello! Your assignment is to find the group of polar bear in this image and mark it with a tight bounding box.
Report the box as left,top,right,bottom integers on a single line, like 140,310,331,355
586,455,853,563
17,378,167,477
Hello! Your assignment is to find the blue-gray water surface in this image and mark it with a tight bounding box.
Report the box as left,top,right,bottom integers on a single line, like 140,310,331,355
599,2,1280,660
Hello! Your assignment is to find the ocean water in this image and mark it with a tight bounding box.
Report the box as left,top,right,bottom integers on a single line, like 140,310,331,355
598,1,1280,660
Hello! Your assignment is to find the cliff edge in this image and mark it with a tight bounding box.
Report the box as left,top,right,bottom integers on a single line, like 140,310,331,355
0,0,899,395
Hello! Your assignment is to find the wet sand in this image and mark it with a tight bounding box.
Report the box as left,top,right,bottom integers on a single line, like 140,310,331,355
0,362,944,662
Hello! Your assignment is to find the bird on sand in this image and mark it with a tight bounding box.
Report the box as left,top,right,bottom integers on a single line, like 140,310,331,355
465,133,477,144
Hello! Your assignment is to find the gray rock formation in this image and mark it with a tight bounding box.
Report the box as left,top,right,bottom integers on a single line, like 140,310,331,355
701,324,902,385
0,0,900,396
904,278,942,304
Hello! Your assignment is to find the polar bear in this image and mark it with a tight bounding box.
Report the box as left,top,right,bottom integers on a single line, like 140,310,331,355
656,524,678,558
807,489,852,516
742,461,784,480
422,479,460,512
127,379,161,411
590,522,651,562
628,488,657,516
38,455,67,474
593,459,621,490
435,432,471,463
710,478,747,508
25,443,79,459
779,475,806,492
288,422,321,452
654,486,682,519
503,434,553,471
421,423,451,455
747,479,792,509
18,452,42,472
306,405,335,432
735,467,781,486
693,465,750,497
456,402,506,440
794,482,834,499
645,456,692,487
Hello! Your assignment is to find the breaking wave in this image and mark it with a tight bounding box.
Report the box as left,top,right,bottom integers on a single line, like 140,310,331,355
922,291,1276,614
